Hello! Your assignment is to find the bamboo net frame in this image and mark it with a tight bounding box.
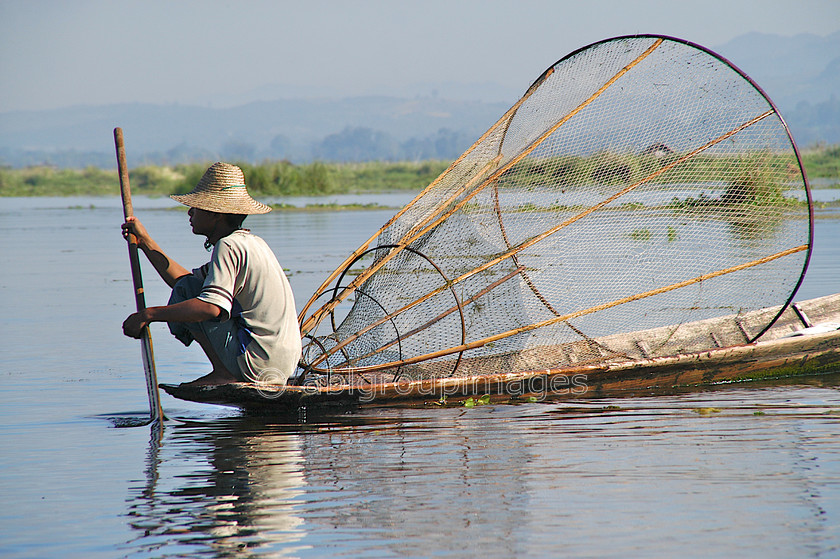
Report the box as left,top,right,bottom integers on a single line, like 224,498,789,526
297,35,812,383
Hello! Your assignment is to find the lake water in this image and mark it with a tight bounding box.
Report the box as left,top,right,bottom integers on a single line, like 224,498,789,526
1,194,839,558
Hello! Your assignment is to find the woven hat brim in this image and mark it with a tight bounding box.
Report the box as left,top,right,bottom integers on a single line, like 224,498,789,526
170,191,272,215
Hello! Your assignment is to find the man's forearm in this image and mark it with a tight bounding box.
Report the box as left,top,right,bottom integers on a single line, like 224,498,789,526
139,241,191,287
145,298,221,324
123,297,222,339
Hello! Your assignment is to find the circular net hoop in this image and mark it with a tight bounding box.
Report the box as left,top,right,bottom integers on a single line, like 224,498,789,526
299,35,812,382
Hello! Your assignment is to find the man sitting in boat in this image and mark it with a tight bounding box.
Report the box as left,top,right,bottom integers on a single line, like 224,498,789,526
121,162,301,386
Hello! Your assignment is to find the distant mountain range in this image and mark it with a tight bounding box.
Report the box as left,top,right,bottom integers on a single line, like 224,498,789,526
0,97,510,168
1,32,837,169
713,31,839,108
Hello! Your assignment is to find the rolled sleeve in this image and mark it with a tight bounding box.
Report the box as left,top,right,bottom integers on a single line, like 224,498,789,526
197,285,233,320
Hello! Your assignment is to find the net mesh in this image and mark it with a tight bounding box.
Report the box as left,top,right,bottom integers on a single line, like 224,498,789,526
297,36,811,384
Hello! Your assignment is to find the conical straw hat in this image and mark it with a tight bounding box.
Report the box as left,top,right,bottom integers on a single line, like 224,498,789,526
170,162,271,215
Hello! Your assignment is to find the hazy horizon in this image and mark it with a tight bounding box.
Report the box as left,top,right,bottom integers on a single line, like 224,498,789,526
2,0,839,113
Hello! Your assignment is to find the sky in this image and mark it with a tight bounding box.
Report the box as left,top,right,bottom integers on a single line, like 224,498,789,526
1,0,839,113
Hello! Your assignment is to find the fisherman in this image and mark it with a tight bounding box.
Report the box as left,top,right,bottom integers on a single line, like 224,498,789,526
121,162,301,386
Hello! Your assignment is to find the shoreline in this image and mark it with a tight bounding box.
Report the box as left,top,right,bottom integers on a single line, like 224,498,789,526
1,147,838,197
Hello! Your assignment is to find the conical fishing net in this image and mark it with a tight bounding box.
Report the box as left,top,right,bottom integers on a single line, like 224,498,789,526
297,35,812,384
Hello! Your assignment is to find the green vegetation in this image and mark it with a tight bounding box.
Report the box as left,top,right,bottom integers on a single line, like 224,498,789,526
692,407,722,416
464,394,492,408
0,160,450,197
719,152,787,205
629,228,653,241
269,202,399,212
499,146,840,191
0,166,117,196
0,145,837,198
800,143,840,180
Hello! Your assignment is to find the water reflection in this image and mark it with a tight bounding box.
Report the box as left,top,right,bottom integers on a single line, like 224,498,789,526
115,373,840,558
124,408,534,557
125,419,307,557
294,411,532,557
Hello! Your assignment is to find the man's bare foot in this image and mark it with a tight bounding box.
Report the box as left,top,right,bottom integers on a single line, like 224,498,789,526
182,370,238,386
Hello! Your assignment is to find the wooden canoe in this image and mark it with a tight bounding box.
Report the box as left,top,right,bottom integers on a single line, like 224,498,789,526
161,293,840,413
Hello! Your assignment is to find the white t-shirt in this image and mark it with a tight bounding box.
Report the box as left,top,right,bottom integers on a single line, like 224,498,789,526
194,230,301,383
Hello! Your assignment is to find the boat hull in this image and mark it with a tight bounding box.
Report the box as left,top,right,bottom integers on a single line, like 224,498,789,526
161,293,840,413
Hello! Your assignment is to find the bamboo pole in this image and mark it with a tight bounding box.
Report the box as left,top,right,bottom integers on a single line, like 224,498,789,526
115,127,164,424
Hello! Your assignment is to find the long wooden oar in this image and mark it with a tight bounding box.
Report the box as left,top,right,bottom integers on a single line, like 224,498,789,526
114,127,164,424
